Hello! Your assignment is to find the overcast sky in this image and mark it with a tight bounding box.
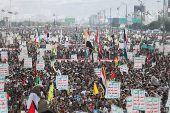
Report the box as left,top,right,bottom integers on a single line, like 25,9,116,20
0,0,164,21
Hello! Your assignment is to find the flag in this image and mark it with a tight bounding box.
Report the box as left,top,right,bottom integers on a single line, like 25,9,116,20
93,82,99,95
67,89,70,95
48,83,53,101
95,45,98,53
7,93,9,99
35,61,38,85
29,40,32,43
169,71,170,84
28,101,35,113
110,70,116,81
137,48,139,54
53,66,57,72
85,28,87,44
147,54,149,70
22,78,26,85
90,101,93,109
2,9,5,12
98,43,102,59
85,49,88,59
46,26,49,42
98,59,102,68
115,58,118,67
111,27,114,45
35,28,39,43
96,27,99,43
4,59,6,63
124,29,128,63
75,27,77,41
86,28,92,53
7,10,12,14
99,67,107,95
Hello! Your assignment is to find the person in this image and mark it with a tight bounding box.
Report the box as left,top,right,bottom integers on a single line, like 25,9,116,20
27,85,46,111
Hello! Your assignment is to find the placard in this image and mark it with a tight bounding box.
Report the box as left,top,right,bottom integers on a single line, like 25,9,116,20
166,90,170,107
105,81,120,98
36,60,44,70
38,49,45,56
37,55,43,60
127,52,133,61
46,44,51,51
119,43,124,49
94,68,101,78
1,51,8,61
71,54,77,61
111,105,123,113
134,57,142,69
132,89,145,111
0,76,5,91
139,55,146,65
24,58,32,68
127,43,131,50
0,64,9,76
56,75,68,90
145,97,160,113
93,53,98,62
126,96,139,113
18,55,24,61
0,92,8,113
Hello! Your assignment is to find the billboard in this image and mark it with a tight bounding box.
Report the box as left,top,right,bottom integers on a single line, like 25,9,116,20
134,5,146,21
165,0,168,16
65,18,75,22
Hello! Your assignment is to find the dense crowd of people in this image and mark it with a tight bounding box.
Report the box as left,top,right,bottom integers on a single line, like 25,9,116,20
1,27,170,113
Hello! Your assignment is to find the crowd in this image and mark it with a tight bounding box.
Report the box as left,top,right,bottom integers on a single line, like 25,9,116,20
1,27,170,113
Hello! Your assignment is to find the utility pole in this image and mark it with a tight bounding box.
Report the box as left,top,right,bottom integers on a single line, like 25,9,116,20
121,2,127,28
103,9,106,24
117,7,120,18
163,0,165,53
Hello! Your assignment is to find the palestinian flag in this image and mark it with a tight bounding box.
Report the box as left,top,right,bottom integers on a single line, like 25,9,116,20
98,43,102,59
35,61,38,85
46,26,49,42
144,11,151,15
35,28,40,43
7,10,12,14
99,67,107,95
2,9,5,12
28,101,36,113
86,27,92,53
96,27,99,43
98,59,102,68
158,10,163,14
124,29,128,63
110,70,116,81
147,54,149,70
75,27,77,41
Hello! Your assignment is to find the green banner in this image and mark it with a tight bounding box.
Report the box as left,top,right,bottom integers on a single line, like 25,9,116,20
132,19,141,23
119,18,126,23
65,18,75,22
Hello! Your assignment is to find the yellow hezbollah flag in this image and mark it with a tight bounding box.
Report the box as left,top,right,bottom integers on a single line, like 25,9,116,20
85,28,87,44
95,45,98,53
115,58,118,67
53,66,57,72
48,83,53,101
67,89,70,95
93,82,99,95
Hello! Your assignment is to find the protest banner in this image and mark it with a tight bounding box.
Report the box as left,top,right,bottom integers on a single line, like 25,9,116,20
64,42,69,48
127,43,131,50
134,57,142,69
133,45,140,51
126,96,139,113
0,64,9,76
139,55,146,65
132,89,145,111
0,76,5,91
71,54,77,61
38,49,45,56
46,44,52,51
37,55,43,60
93,53,98,62
24,58,32,68
119,43,124,49
0,92,8,113
36,60,44,70
127,52,133,61
105,81,120,98
1,51,8,61
56,75,68,90
145,97,160,113
111,105,123,113
156,45,163,52
94,68,101,78
165,45,170,54
18,55,24,61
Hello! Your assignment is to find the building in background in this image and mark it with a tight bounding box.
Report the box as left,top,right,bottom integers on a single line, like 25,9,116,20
3,17,9,27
